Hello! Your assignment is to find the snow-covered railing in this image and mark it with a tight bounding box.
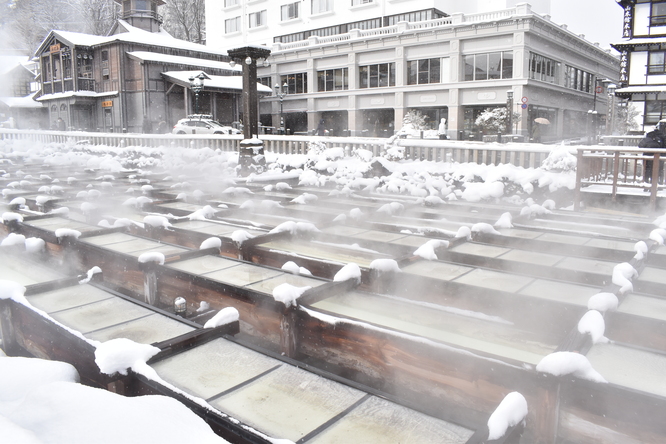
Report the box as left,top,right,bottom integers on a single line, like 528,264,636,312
599,135,643,147
574,146,666,211
0,129,558,168
272,4,530,52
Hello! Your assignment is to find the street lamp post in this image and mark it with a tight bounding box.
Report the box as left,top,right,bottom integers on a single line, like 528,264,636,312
188,73,206,115
228,46,272,175
506,90,514,142
275,82,288,135
607,83,617,136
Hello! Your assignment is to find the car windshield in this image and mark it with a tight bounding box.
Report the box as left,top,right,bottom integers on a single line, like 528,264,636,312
206,120,224,128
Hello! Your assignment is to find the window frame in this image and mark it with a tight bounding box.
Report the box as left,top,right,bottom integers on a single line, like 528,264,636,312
281,2,299,21
462,51,513,82
651,1,666,26
317,68,348,92
359,63,395,89
649,51,666,74
248,10,267,28
225,16,241,34
280,72,308,94
311,0,332,15
407,58,441,85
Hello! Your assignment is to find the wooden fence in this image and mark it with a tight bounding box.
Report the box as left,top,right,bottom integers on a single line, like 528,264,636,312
574,146,666,211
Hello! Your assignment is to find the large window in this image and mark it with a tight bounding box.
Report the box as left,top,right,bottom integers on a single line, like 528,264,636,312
281,73,308,94
224,0,239,6
359,63,395,88
651,2,666,26
646,101,666,125
317,68,348,91
463,51,513,81
281,2,299,21
649,51,666,74
529,52,557,83
225,16,241,33
407,58,441,85
564,65,594,93
249,10,267,28
311,0,332,14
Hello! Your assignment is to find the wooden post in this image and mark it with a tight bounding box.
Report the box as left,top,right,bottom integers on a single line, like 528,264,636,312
650,152,660,212
574,149,584,211
611,151,620,202
0,300,18,355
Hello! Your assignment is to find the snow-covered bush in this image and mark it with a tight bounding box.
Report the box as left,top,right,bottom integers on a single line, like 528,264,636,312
475,107,519,134
541,146,577,172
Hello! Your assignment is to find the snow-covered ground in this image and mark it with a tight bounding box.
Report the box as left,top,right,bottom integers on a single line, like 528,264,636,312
0,137,578,210
0,350,228,444
0,137,647,442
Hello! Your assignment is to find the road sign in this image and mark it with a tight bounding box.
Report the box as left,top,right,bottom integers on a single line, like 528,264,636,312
521,104,527,109
521,96,528,103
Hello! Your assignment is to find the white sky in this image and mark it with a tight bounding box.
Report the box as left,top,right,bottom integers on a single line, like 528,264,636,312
549,0,625,50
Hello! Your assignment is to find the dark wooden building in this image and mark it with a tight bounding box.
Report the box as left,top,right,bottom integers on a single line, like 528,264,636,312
33,0,264,133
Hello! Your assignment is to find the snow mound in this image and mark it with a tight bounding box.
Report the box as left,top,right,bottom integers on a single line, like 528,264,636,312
94,338,160,376
577,310,608,344
1,233,25,247
203,307,239,329
634,241,648,260
536,351,607,383
2,212,23,223
587,292,619,313
486,392,528,441
291,193,318,205
612,262,637,294
200,237,222,250
0,356,80,401
25,237,45,253
143,215,171,229
138,252,165,265
370,259,401,273
0,280,26,301
413,239,449,260
272,283,311,308
269,221,320,236
281,261,312,276
55,228,81,240
231,230,254,245
494,212,513,229
455,226,472,240
472,222,500,235
334,263,362,283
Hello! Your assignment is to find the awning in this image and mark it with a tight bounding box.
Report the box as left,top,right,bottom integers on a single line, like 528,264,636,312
0,93,44,109
162,71,272,96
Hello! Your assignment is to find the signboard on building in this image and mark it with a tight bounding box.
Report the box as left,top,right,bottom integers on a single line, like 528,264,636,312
101,101,113,108
50,43,61,53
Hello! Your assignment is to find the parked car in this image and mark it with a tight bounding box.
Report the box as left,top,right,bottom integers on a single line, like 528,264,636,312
172,116,240,135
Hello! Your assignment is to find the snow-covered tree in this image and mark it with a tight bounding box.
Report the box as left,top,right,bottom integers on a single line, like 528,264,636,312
475,107,520,134
159,0,205,44
402,110,428,131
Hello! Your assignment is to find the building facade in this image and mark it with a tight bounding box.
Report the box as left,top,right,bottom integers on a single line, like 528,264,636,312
613,0,666,130
235,3,618,140
0,53,46,129
34,0,265,133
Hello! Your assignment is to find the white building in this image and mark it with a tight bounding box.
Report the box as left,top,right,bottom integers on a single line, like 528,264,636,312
208,1,618,140
613,1,666,130
206,0,552,48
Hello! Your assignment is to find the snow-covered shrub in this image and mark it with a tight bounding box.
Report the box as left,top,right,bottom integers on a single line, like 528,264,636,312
541,146,577,172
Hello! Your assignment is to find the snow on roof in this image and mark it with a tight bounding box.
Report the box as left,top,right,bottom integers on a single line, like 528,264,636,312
0,93,43,109
162,71,272,94
615,85,666,94
36,90,118,102
127,51,239,72
612,37,666,47
0,56,31,76
39,20,227,57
